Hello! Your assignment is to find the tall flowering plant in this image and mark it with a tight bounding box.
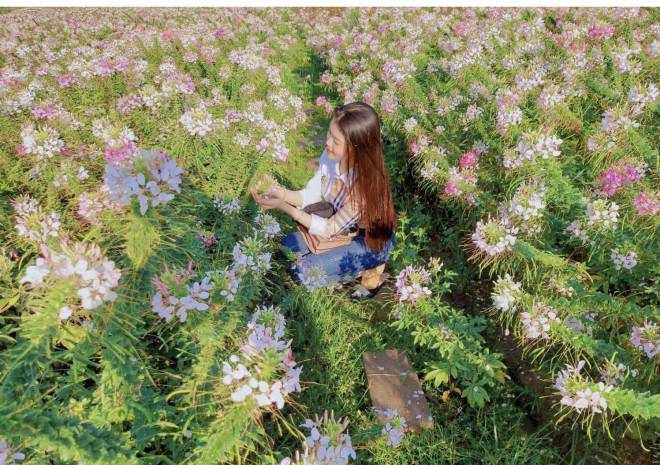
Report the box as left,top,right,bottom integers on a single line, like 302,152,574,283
19,239,121,321
150,260,214,322
103,148,183,215
221,305,302,411
389,257,507,408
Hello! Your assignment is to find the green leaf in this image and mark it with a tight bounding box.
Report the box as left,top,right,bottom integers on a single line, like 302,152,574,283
124,212,160,270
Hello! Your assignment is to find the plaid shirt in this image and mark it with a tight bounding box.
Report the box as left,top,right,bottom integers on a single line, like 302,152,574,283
298,148,362,239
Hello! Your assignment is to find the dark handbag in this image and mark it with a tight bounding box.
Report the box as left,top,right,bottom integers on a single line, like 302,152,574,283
302,201,335,218
296,201,353,254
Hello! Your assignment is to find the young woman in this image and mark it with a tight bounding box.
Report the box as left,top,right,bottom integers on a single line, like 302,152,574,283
251,101,397,298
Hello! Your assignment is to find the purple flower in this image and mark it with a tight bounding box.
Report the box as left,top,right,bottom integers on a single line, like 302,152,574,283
632,192,660,216
444,180,461,197
57,74,77,88
588,24,616,40
459,149,479,168
631,320,659,358
395,265,432,305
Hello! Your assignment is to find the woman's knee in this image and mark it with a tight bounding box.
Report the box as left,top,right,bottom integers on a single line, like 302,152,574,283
281,232,302,253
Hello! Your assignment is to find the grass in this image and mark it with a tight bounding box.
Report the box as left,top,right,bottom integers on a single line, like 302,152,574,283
260,278,567,464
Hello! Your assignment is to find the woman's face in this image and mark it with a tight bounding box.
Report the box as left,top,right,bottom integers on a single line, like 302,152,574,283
325,120,347,162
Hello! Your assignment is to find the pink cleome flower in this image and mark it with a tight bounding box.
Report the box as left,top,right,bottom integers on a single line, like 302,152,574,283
632,192,660,216
588,24,616,40
459,149,479,168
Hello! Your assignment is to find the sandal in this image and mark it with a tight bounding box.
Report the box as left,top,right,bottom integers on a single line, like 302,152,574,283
350,280,386,301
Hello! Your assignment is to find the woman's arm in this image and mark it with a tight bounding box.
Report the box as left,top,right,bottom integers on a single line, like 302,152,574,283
250,190,312,229
261,155,323,208
272,186,304,208
279,201,312,228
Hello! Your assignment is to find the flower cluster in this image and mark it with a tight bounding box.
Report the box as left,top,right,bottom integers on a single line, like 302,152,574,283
395,265,432,304
315,95,334,114
403,117,418,134
103,148,183,215
491,274,523,312
610,249,638,271
280,410,356,465
379,89,399,114
458,149,479,168
519,301,560,340
565,220,595,246
196,231,218,249
595,161,646,197
116,93,144,114
471,216,518,257
600,361,637,386
92,118,140,167
256,129,290,162
206,267,241,303
222,305,302,410
630,320,659,358
253,212,281,239
205,226,275,303
408,134,430,157
240,99,296,162
585,199,619,229
627,82,659,113
548,276,575,297
296,261,331,292
159,66,196,97
179,102,216,137
19,240,121,317
554,360,612,414
462,104,484,124
213,196,241,214
382,58,416,86
232,235,272,275
536,84,566,111
419,159,440,181
504,179,546,234
588,23,616,41
52,163,89,189
443,163,478,204
632,191,660,216
495,88,523,134
150,261,213,322
375,408,408,448
12,195,61,245
19,123,64,161
503,131,562,169
599,107,639,136
228,44,270,71
76,185,123,225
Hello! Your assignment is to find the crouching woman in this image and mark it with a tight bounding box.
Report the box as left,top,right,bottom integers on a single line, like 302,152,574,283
251,101,397,298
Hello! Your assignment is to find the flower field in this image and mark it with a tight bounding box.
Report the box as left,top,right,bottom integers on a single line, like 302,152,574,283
0,7,658,465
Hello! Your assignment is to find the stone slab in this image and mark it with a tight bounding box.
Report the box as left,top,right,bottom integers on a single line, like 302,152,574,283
363,349,434,432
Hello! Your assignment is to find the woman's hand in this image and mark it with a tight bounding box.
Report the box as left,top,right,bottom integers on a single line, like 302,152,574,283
251,189,309,227
250,189,285,211
264,184,284,199
254,174,283,199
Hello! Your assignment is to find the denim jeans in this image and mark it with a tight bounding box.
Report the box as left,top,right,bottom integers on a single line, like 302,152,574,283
281,231,396,286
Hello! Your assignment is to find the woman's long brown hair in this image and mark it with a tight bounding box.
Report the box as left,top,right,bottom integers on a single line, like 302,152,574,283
333,102,397,252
